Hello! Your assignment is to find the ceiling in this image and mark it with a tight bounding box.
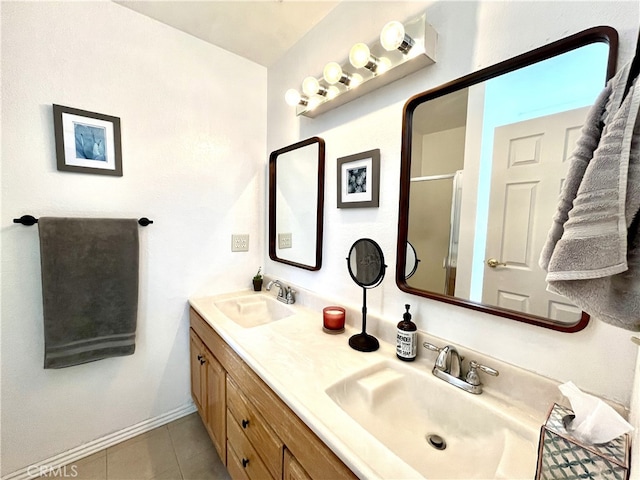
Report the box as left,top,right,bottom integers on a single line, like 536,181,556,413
115,1,340,67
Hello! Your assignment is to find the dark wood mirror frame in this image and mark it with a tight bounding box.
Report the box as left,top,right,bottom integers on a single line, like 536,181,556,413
396,26,618,333
269,137,325,271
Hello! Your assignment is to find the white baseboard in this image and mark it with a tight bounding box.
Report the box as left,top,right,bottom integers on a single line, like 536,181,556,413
2,402,197,480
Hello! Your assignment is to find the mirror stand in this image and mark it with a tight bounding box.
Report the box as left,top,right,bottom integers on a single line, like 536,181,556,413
346,238,386,353
349,287,380,352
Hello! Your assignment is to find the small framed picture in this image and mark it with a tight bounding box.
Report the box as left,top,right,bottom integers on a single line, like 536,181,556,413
337,149,380,208
53,104,122,176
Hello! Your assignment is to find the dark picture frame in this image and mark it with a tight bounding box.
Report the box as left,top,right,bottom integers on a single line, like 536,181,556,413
337,149,380,208
53,104,123,176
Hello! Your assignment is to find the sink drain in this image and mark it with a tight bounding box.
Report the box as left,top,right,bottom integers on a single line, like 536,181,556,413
426,434,446,450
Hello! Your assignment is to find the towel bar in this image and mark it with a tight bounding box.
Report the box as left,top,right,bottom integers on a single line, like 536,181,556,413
13,215,153,226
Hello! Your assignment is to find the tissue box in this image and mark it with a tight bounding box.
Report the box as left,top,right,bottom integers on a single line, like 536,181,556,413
535,403,631,480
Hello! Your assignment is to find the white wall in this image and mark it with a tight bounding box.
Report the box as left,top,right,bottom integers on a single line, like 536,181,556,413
266,1,639,406
1,1,266,476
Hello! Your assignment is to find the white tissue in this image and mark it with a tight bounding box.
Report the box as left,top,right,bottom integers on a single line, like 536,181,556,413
558,381,633,445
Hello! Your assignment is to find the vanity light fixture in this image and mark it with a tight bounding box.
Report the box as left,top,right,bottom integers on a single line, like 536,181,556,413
285,12,437,118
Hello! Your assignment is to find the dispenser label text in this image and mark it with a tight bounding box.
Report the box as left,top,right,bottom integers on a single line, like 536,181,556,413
396,329,417,359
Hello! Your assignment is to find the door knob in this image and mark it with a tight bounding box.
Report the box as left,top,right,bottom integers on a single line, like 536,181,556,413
486,258,507,268
241,458,249,468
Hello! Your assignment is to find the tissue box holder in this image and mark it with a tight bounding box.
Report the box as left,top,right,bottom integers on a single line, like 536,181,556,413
535,403,631,480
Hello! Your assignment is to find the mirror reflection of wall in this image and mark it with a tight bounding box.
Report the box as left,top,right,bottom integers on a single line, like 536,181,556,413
276,148,318,264
409,90,467,295
399,29,616,330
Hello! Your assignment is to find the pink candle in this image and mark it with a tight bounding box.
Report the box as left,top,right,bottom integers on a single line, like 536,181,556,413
323,306,345,332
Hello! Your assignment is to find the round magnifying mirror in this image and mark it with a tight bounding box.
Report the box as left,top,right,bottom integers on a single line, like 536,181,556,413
405,241,420,280
346,238,386,352
347,238,386,288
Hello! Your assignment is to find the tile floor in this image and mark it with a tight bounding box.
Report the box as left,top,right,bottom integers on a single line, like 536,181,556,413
37,413,231,480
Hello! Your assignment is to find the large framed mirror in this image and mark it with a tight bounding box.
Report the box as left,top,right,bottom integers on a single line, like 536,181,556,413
396,26,618,332
269,137,325,270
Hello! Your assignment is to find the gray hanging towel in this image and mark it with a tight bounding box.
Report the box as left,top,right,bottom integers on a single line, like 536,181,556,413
539,63,640,331
38,217,139,368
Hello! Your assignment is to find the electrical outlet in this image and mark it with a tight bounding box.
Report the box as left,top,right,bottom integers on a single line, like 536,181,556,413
231,234,249,252
278,233,292,249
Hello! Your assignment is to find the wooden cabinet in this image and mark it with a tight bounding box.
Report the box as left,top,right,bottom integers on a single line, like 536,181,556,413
189,328,226,462
284,449,312,480
227,376,283,479
189,330,206,413
227,410,275,480
205,348,226,461
190,308,356,480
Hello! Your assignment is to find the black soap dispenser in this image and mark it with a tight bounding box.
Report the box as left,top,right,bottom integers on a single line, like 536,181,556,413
396,304,417,361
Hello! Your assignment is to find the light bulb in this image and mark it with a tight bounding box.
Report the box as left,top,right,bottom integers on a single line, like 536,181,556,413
377,57,392,74
285,89,301,106
380,21,405,51
349,43,371,69
323,62,343,85
380,20,413,53
285,89,308,107
302,76,320,96
326,86,340,100
350,73,363,88
307,96,322,110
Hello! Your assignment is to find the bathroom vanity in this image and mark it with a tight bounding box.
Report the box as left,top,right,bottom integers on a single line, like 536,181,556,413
190,305,355,480
186,288,604,479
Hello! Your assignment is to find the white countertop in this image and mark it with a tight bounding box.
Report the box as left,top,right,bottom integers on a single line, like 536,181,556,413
189,289,555,479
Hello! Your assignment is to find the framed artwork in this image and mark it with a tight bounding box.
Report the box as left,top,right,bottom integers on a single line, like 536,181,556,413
337,149,380,208
53,104,122,176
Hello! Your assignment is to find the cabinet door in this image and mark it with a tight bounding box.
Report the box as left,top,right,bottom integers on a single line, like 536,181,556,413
205,349,226,462
284,448,312,480
189,329,206,416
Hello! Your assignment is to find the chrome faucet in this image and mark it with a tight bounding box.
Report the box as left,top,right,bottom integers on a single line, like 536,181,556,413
423,342,498,394
434,345,463,378
266,280,296,305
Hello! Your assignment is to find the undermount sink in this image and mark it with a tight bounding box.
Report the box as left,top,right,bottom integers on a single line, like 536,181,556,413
326,360,539,479
213,293,295,328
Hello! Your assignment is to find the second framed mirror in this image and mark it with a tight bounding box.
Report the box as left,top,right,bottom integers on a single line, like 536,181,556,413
269,137,325,271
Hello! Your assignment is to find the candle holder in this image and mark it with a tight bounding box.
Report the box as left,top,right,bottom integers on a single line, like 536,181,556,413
323,306,345,334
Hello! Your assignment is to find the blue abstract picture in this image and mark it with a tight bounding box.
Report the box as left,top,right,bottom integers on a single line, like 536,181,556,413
73,122,107,161
347,167,367,194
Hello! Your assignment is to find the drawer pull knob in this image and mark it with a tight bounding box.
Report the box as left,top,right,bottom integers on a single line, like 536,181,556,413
241,419,250,429
241,458,249,468
198,356,206,365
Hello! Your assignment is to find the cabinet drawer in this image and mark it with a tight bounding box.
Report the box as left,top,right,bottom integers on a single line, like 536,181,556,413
227,377,283,478
227,444,250,480
227,410,274,480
